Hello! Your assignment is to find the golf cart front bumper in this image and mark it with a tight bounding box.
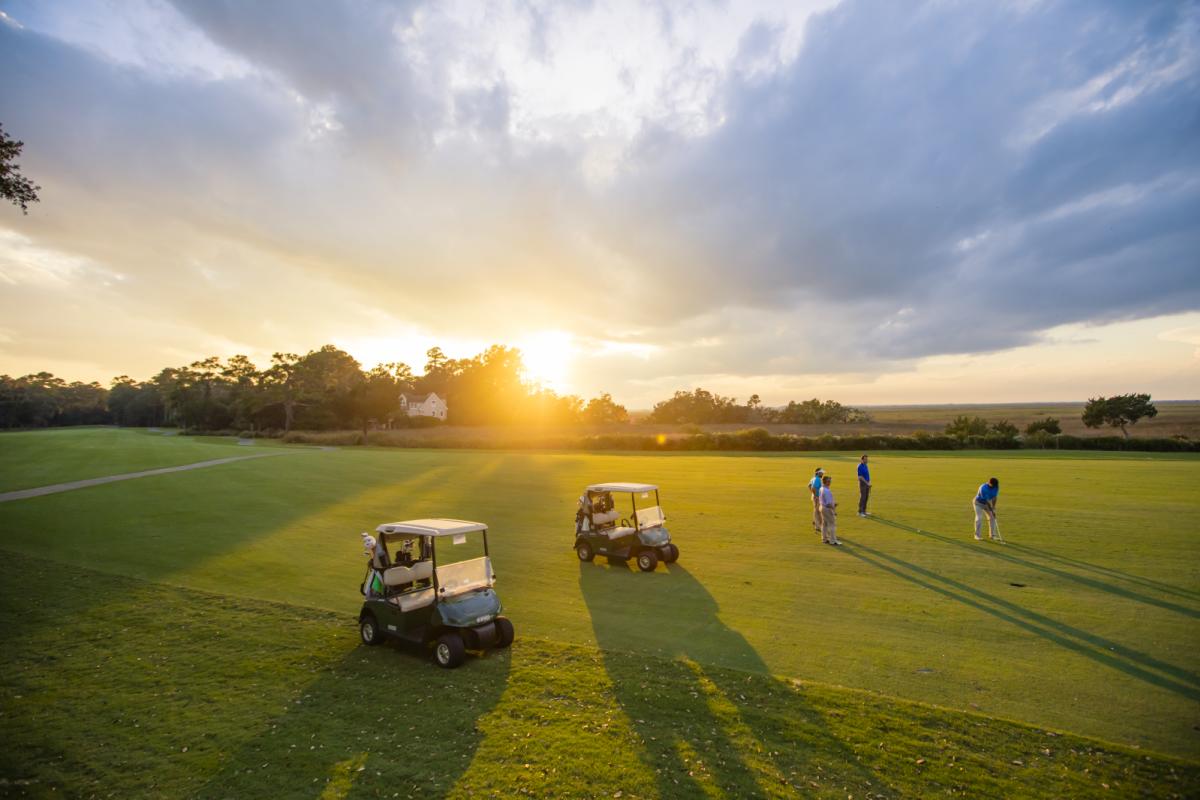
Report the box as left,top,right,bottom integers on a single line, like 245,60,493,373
638,526,670,547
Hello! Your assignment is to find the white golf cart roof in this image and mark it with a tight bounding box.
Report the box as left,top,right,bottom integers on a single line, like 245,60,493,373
376,518,488,537
587,482,658,493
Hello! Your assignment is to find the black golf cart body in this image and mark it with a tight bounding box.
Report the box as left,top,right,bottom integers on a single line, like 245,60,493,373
358,518,513,667
574,482,679,571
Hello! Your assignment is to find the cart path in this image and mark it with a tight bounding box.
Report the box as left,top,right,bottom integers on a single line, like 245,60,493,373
0,452,296,503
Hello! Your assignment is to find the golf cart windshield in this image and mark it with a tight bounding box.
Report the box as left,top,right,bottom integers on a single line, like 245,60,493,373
634,505,665,530
435,530,493,597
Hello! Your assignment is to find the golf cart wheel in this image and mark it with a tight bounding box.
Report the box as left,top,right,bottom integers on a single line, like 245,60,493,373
495,617,515,649
359,615,382,646
434,632,466,668
636,550,659,572
576,540,594,562
661,543,679,564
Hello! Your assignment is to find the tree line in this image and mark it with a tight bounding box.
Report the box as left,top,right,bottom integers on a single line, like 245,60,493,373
646,389,870,425
0,345,878,432
1,345,629,432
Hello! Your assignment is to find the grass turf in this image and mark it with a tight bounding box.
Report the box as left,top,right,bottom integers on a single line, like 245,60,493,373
0,427,269,492
0,428,1197,788
1,552,1195,799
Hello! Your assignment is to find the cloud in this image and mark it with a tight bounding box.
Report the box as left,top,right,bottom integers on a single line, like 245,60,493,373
602,0,1200,358
0,0,1196,403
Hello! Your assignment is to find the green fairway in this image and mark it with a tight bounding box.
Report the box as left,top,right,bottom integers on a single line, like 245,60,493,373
2,553,1194,799
0,427,268,492
1,429,1198,794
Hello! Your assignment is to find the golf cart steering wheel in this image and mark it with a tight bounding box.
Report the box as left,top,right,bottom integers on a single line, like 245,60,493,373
621,518,631,529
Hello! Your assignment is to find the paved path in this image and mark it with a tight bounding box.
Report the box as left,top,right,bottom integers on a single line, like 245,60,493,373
0,452,289,503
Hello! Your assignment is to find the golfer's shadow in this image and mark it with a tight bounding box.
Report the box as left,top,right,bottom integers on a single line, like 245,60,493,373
841,532,1200,701
579,561,878,798
191,632,511,799
867,514,1200,619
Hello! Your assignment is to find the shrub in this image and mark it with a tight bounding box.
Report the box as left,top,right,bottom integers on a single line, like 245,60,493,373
1025,417,1062,435
945,415,989,438
282,430,365,446
991,420,1019,439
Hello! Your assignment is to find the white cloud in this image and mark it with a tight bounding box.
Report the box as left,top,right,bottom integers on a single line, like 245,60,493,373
0,0,1196,405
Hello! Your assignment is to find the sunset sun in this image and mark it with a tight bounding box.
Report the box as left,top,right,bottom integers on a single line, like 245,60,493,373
516,330,577,393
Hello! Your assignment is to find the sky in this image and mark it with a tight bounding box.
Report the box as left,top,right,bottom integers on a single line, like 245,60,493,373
0,0,1197,407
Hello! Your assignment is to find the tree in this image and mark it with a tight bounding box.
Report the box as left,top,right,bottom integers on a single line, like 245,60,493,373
1082,394,1158,438
582,393,629,425
349,365,401,436
222,355,261,430
991,419,1019,439
293,345,364,429
776,398,870,425
261,353,303,431
0,124,40,214
648,388,744,424
945,415,989,439
1025,417,1061,436
108,376,164,427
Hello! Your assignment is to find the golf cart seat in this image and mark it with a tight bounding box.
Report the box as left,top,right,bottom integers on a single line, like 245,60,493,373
605,526,637,540
382,561,433,590
388,586,436,612
591,509,620,527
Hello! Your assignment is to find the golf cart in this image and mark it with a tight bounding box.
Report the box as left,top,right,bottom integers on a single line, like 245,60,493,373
574,482,679,571
358,518,513,668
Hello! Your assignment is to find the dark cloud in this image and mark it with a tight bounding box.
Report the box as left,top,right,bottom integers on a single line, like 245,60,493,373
604,0,1200,359
166,0,430,153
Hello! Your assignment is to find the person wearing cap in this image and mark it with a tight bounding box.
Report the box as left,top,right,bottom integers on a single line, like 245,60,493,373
819,474,840,545
856,454,871,517
808,467,825,534
973,477,1002,542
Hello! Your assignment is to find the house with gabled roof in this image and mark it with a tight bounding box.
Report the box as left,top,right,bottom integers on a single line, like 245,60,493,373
400,391,447,420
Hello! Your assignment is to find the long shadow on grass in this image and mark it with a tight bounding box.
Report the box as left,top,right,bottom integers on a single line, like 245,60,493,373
0,550,506,798
0,447,453,584
839,537,1200,701
580,562,884,798
867,515,1200,619
192,636,512,800
1004,540,1200,602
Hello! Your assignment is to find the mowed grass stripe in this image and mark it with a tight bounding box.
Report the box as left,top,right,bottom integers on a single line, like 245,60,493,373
1,552,1195,799
0,452,294,503
0,432,1196,757
0,428,270,492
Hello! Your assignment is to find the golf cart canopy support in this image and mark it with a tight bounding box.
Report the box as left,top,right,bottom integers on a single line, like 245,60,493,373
376,519,488,537
586,482,658,494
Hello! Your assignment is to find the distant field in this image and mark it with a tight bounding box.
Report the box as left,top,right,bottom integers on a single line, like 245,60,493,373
1,429,1197,796
337,400,1200,444
859,401,1200,437
637,401,1200,439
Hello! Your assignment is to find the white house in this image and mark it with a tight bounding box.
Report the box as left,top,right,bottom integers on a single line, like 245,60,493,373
400,392,447,420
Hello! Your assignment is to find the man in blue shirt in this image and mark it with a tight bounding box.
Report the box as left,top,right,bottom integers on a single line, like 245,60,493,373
856,454,871,517
973,477,1002,542
808,468,824,534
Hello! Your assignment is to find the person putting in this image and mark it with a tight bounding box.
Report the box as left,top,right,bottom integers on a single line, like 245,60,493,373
808,467,825,535
857,454,871,517
820,474,840,546
973,477,1003,542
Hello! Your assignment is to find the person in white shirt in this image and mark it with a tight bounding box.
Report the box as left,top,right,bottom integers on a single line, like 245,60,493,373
819,475,840,546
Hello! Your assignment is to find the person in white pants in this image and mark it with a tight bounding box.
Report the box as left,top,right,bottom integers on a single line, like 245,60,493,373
820,475,840,546
808,467,825,534
972,477,1002,542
